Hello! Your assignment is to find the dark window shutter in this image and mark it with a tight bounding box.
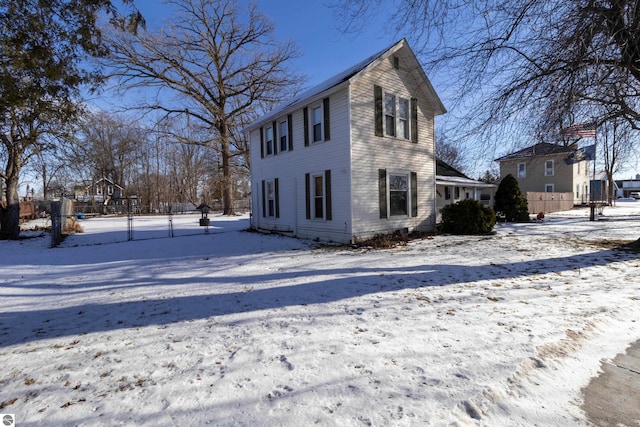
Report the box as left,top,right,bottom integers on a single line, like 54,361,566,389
411,172,418,217
275,178,280,218
272,121,278,155
261,180,266,217
411,98,418,143
303,107,309,146
287,114,293,151
325,169,332,220
260,127,264,158
323,97,330,141
305,173,311,219
374,85,383,137
379,169,387,219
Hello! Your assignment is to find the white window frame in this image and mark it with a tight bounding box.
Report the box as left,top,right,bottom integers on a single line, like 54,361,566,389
383,92,411,141
265,125,274,156
266,180,275,217
312,105,323,143
517,162,526,178
398,97,410,140
312,173,325,219
545,159,554,176
384,93,396,137
545,183,555,193
388,172,409,216
279,119,288,152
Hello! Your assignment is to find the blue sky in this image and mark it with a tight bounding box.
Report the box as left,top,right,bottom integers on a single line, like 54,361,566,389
112,1,640,180
133,0,401,90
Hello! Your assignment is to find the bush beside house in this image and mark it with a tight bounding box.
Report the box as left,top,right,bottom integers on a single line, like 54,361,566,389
440,199,496,234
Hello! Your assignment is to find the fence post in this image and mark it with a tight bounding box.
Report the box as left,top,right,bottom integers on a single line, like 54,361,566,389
50,201,62,248
127,198,134,241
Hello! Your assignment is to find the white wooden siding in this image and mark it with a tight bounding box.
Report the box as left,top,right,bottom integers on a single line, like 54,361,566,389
348,48,437,241
250,42,441,243
250,88,353,242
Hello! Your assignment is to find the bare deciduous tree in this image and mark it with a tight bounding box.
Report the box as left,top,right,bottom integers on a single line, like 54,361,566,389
103,0,303,215
335,0,640,141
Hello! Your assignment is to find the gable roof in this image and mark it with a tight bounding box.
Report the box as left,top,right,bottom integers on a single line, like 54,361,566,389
435,158,497,188
245,39,446,131
436,158,469,178
494,142,577,162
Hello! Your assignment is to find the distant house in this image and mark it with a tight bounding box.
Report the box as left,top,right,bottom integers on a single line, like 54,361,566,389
495,142,592,205
615,175,640,198
246,39,446,243
435,159,497,221
74,177,124,213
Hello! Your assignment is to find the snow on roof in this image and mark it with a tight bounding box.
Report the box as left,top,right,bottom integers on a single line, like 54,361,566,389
245,40,400,131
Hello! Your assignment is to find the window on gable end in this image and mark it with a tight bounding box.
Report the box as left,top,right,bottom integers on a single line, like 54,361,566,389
517,162,526,178
398,98,409,140
384,93,396,137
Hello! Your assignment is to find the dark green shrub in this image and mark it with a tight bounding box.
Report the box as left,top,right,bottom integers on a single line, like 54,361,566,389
494,174,530,222
441,199,496,234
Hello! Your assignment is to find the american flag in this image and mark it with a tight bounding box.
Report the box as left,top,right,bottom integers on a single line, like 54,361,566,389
562,121,596,138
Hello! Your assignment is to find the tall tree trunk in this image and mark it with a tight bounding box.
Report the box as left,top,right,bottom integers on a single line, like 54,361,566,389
42,163,48,201
1,157,21,240
220,127,235,215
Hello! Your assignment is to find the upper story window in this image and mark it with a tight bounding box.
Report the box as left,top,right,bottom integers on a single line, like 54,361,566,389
312,106,323,142
398,98,409,139
517,162,526,178
303,98,330,146
374,85,417,143
265,125,274,156
545,160,554,176
279,120,288,152
384,94,396,137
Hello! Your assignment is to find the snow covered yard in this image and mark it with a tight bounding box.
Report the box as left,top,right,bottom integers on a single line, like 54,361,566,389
1,204,639,426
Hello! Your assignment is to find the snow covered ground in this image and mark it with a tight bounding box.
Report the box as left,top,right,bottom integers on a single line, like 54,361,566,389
1,202,639,426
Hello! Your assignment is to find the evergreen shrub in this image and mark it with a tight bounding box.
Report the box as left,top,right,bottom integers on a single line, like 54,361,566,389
440,199,496,234
494,174,530,222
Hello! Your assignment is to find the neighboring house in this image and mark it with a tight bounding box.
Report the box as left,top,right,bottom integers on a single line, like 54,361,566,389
246,39,446,243
435,159,497,221
495,142,592,205
615,175,640,198
74,177,124,213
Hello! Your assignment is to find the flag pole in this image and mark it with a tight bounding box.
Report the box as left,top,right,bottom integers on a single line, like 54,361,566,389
590,118,596,221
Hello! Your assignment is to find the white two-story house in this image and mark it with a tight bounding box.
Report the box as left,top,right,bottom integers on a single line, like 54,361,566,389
246,39,446,243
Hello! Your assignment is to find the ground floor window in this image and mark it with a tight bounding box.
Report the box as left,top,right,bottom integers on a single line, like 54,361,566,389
379,169,418,218
305,170,332,221
389,174,408,216
261,178,279,218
